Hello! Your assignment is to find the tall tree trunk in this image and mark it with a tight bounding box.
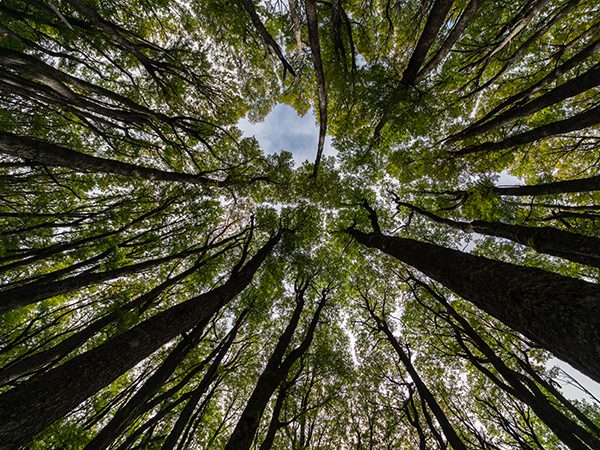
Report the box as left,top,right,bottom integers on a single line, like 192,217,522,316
304,0,329,178
0,232,238,312
396,201,600,268
416,0,483,82
450,63,600,141
473,37,599,126
421,283,600,449
160,309,247,450
241,0,296,77
366,306,466,450
84,322,209,450
0,232,281,448
224,284,327,450
0,259,206,384
402,0,454,84
347,220,600,382
454,104,600,155
0,131,223,186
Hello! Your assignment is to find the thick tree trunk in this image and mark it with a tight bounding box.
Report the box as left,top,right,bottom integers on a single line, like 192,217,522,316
305,0,328,178
489,174,600,196
455,104,600,155
451,63,600,140
0,131,222,186
0,259,204,384
396,202,600,268
402,0,454,84
347,228,600,382
0,232,280,448
426,285,600,449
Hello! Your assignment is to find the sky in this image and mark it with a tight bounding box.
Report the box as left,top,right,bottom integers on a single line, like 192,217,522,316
237,103,600,403
237,103,336,166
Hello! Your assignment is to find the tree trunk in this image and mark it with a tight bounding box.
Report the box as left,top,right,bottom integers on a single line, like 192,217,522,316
0,131,222,186
0,233,238,312
0,259,204,384
396,202,600,268
472,37,599,127
402,0,454,84
452,63,600,140
224,284,326,450
160,309,247,450
0,232,280,448
416,0,483,82
347,227,600,382
84,322,209,450
426,285,600,449
304,0,328,178
368,309,466,450
241,0,296,77
455,104,600,155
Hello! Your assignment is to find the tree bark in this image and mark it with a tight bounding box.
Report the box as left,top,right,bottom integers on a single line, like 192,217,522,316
423,284,600,449
0,232,280,448
396,202,600,268
416,0,483,82
402,0,454,85
0,131,223,186
451,63,600,140
304,0,329,178
455,105,600,155
347,226,600,382
367,308,466,450
472,37,600,126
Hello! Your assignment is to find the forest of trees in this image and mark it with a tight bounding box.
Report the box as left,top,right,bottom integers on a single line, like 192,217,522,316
0,0,599,448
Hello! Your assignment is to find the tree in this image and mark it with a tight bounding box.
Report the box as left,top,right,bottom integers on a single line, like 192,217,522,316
1,0,599,448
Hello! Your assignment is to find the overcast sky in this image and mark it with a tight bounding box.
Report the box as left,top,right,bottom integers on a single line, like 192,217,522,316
237,103,336,166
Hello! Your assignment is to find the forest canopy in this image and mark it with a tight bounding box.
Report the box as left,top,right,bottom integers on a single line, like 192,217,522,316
0,0,599,448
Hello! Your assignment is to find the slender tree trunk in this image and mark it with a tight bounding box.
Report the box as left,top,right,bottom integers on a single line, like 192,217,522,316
367,309,466,450
416,0,483,82
0,233,237,312
304,0,328,178
0,131,222,186
241,0,296,77
84,322,209,450
225,284,327,450
451,63,600,140
455,104,600,155
160,309,247,450
0,259,205,384
0,232,280,448
488,174,600,196
402,0,454,84
347,225,600,382
396,202,600,268
473,37,599,126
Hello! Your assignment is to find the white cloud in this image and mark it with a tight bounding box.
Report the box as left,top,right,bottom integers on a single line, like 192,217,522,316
237,103,336,166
